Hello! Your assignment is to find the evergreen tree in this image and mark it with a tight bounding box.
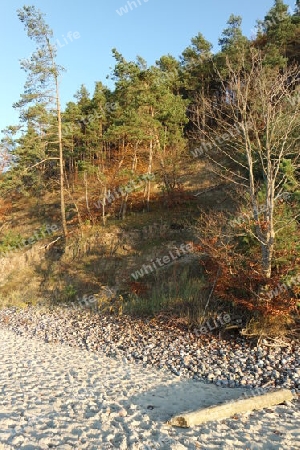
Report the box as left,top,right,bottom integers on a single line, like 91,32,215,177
216,14,250,81
155,54,181,94
255,0,295,65
180,32,212,92
180,33,213,141
16,5,67,237
218,14,249,53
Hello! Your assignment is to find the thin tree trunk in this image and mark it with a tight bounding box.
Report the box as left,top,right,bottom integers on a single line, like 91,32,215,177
261,242,274,278
84,171,91,218
146,138,153,211
56,80,68,238
119,193,128,220
262,180,275,278
102,186,107,226
65,177,83,236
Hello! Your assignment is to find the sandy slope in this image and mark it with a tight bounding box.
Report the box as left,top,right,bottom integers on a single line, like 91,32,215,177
0,328,299,450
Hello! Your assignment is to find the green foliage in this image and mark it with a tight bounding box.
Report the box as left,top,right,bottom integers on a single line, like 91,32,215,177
217,14,250,71
218,14,246,50
61,284,78,302
280,158,299,191
0,231,24,254
274,205,300,266
255,0,299,65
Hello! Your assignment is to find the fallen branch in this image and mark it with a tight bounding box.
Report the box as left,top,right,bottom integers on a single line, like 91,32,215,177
168,388,294,428
41,236,62,250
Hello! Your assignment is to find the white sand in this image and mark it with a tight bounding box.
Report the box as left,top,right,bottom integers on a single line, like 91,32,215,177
0,328,299,449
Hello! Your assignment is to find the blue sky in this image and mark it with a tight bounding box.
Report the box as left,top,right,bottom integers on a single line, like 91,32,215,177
1,0,296,136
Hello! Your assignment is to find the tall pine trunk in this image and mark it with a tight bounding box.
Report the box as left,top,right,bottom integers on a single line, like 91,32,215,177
55,78,68,238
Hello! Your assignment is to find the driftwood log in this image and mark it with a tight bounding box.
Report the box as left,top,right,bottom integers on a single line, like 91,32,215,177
168,389,294,428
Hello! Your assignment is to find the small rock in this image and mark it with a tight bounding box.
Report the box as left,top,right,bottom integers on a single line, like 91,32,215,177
119,408,127,417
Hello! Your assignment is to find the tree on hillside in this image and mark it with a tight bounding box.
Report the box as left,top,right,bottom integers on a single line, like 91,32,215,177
107,50,188,214
180,33,213,143
105,50,151,217
194,49,300,279
218,14,249,66
255,1,297,66
262,0,290,32
15,5,67,237
155,54,182,94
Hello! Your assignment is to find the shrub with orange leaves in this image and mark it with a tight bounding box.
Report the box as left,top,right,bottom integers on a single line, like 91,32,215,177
194,211,299,319
129,281,148,296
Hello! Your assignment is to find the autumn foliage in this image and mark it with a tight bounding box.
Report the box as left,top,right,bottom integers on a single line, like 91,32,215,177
195,212,299,318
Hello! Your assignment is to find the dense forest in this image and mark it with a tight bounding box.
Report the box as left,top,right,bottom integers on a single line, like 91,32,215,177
0,0,299,337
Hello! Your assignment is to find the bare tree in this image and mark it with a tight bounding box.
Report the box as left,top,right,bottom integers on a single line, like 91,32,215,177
192,49,300,278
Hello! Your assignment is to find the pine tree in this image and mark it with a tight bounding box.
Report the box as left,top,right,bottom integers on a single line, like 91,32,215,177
16,6,68,237
218,15,248,53
257,0,294,64
180,33,213,141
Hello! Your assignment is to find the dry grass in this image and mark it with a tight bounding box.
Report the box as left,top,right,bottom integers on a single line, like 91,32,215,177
0,158,297,339
241,314,297,340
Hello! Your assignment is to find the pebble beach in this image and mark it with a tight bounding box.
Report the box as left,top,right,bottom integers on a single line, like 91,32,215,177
0,306,299,449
